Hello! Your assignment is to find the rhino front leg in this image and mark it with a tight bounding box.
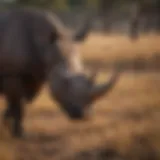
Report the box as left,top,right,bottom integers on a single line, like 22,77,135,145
13,102,23,138
3,105,13,128
3,76,24,138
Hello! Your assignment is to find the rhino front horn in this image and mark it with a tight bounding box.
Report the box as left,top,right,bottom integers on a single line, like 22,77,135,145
89,69,121,101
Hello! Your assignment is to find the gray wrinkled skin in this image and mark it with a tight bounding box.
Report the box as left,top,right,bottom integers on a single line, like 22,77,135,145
0,8,120,138
49,63,120,120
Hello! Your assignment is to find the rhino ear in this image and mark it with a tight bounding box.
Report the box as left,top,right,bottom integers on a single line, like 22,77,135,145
49,31,58,44
73,15,93,42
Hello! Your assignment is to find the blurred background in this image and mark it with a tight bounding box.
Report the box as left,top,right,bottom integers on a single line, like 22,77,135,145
0,0,160,160
1,0,160,33
1,0,160,70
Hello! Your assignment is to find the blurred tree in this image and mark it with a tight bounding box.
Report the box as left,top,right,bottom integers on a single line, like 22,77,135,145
68,0,85,6
67,0,86,10
98,0,117,32
129,0,160,39
52,0,68,10
3,0,160,33
14,0,69,10
86,0,99,9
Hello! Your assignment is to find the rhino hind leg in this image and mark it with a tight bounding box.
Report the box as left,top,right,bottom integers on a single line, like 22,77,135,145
3,77,24,138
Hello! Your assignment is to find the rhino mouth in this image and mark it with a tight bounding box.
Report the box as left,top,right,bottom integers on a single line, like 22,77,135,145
61,104,88,120
68,113,84,120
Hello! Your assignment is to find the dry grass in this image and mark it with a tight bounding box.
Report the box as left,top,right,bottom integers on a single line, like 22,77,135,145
82,33,160,64
0,34,160,160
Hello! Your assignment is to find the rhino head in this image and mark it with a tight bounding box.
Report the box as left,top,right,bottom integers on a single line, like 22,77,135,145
43,12,121,120
49,66,120,120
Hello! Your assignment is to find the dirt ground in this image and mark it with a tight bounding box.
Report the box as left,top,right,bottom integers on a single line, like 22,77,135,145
0,34,160,160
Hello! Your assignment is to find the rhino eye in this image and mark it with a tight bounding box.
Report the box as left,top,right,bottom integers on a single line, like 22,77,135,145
50,31,58,44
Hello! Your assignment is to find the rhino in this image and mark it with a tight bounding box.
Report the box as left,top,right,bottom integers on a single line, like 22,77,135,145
0,8,120,138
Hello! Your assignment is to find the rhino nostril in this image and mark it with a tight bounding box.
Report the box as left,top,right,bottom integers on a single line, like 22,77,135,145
70,111,83,119
66,106,84,119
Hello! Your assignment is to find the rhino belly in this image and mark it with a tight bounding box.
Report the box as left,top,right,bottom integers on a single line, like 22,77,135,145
22,74,46,102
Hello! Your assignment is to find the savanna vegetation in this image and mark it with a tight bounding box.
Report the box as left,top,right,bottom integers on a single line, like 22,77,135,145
0,0,160,159
0,34,160,160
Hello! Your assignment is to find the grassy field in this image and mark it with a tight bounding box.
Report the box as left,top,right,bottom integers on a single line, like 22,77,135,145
82,33,160,62
82,33,160,70
0,34,160,160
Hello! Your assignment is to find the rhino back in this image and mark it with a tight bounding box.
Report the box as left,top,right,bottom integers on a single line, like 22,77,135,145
0,9,50,75
0,10,31,74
